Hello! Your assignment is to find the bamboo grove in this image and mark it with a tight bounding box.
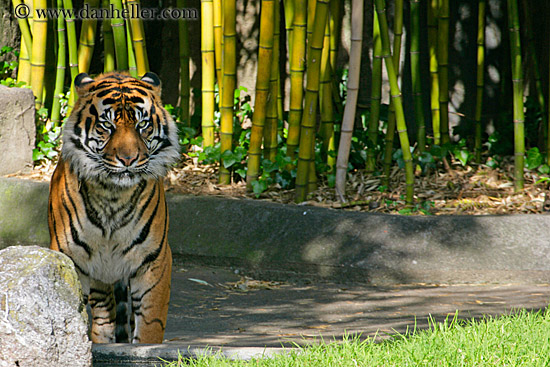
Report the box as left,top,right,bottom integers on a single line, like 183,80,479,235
10,0,549,205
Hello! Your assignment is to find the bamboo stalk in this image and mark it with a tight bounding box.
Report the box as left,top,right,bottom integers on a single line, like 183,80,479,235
124,0,138,77
246,0,275,188
382,0,403,187
77,0,99,74
375,0,414,206
366,7,382,173
219,0,237,184
320,16,335,171
410,0,425,153
109,0,128,70
17,37,32,85
283,0,295,56
329,0,342,110
263,0,280,165
30,0,47,109
286,0,306,159
102,0,115,72
64,0,78,113
438,0,450,145
127,0,149,75
334,0,363,202
201,0,216,147
474,0,486,163
178,0,190,125
507,0,524,191
295,0,330,203
213,0,223,86
50,0,66,125
12,0,33,59
428,0,440,144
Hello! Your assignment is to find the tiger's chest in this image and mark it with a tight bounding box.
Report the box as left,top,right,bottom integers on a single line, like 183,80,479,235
70,180,163,284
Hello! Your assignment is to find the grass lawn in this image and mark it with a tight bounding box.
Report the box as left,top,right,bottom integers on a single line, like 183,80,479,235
160,308,550,366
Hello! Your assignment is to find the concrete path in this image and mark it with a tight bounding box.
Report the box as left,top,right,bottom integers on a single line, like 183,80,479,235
164,264,550,348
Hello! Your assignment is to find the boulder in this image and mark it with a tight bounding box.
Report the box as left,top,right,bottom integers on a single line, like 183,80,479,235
0,246,91,367
0,85,35,175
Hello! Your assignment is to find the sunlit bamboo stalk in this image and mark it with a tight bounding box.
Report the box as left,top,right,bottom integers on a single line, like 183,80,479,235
474,0,486,163
17,37,31,86
109,0,128,70
51,0,66,125
64,0,78,113
295,0,329,203
438,0,450,145
77,0,99,74
375,0,414,206
320,16,335,171
507,0,524,191
30,0,47,109
382,0,403,187
102,0,115,72
334,0,363,202
213,0,223,86
127,0,149,75
219,0,237,184
366,8,382,173
286,0,306,159
178,0,190,125
410,0,425,153
12,0,33,62
201,0,216,147
246,0,275,188
283,0,295,55
124,3,138,77
428,0,440,145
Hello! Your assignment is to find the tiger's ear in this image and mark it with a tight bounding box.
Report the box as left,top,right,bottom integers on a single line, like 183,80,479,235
74,73,95,97
140,72,161,94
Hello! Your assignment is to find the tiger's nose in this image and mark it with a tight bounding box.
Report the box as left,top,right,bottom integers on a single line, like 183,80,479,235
116,154,138,167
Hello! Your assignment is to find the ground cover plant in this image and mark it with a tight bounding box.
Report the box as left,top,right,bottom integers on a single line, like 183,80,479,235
160,308,550,366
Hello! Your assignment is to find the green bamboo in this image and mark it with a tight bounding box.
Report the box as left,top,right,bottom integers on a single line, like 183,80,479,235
438,0,450,145
334,0,363,201
178,0,191,125
283,0,295,56
507,0,524,191
428,0,440,144
12,0,33,60
295,0,329,203
219,0,237,184
102,0,115,72
42,15,56,110
124,0,138,77
410,0,425,153
382,0,403,187
64,0,78,113
201,0,216,147
246,0,275,188
109,0,128,70
127,0,149,75
77,0,99,73
50,0,66,125
213,0,223,86
474,0,486,163
366,8,382,173
320,17,335,171
286,0,306,159
263,0,280,165
375,0,414,206
30,0,47,109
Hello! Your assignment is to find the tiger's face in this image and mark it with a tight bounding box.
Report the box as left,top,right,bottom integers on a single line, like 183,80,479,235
62,72,180,187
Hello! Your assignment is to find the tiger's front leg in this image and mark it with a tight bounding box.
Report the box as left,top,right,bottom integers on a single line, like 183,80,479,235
129,244,172,343
88,280,117,343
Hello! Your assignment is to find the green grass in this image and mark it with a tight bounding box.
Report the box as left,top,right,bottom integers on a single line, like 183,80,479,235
160,309,550,366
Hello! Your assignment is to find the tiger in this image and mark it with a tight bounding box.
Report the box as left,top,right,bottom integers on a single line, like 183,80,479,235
48,71,180,344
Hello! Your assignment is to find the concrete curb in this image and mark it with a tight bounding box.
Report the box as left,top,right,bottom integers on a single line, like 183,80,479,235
92,344,289,366
2,177,550,285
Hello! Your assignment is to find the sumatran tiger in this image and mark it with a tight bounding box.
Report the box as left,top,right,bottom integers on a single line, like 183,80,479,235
48,72,180,343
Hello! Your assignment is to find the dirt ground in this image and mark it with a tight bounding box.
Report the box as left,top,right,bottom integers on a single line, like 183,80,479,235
9,154,550,215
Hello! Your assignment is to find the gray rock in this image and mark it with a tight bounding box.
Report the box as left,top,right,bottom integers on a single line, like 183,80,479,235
0,85,35,175
0,246,91,367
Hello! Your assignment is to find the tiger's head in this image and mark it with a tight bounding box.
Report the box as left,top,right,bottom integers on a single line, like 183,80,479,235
62,72,180,187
